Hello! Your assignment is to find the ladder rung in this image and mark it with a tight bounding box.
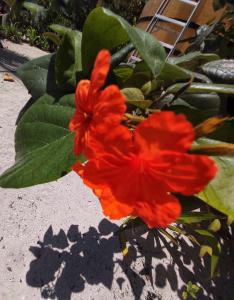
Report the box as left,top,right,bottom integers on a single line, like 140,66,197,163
155,14,186,27
153,24,180,36
159,41,174,50
179,0,198,6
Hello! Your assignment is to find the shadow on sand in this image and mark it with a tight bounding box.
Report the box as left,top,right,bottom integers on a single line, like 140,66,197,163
26,219,234,300
0,46,28,72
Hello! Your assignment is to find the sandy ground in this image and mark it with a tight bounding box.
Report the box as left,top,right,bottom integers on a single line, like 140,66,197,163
0,41,233,300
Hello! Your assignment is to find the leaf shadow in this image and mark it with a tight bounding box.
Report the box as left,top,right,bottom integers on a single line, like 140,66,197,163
26,219,234,300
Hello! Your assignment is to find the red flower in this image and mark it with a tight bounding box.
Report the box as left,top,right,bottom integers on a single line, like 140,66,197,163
69,50,126,157
74,112,217,228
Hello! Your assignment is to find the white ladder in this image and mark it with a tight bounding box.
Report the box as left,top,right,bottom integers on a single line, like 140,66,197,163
130,0,202,61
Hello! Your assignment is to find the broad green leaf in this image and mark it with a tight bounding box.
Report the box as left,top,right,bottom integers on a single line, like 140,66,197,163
82,7,166,76
17,54,59,99
167,82,234,95
169,51,219,70
197,139,234,218
55,31,82,91
158,62,191,82
0,94,84,188
124,61,153,88
58,93,76,108
180,93,220,110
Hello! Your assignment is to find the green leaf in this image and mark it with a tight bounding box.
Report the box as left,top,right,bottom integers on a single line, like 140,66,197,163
0,94,84,188
141,79,162,96
121,87,153,109
43,32,61,46
124,61,153,88
111,43,135,68
49,24,74,36
23,2,46,15
180,93,221,111
208,119,234,143
167,82,234,95
126,100,153,110
208,219,221,232
182,291,188,300
178,212,218,224
168,51,219,70
17,54,59,99
55,31,82,91
164,105,218,126
195,229,221,277
200,245,213,257
197,139,234,218
121,87,144,101
58,93,76,108
82,7,166,76
158,62,191,82
113,65,134,87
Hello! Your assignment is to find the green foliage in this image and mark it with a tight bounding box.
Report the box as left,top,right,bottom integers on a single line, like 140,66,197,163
197,139,234,219
55,30,82,91
82,7,166,76
182,282,200,300
17,54,58,99
0,94,85,188
0,23,22,42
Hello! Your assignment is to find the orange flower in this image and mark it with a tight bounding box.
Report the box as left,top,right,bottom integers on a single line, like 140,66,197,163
69,50,126,158
74,112,217,228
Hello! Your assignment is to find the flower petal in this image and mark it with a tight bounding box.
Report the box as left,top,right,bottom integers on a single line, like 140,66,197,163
135,193,181,228
82,153,131,190
73,160,84,177
73,161,133,218
69,107,86,132
93,85,126,133
134,111,194,156
90,49,111,93
75,80,90,111
152,153,217,195
97,187,134,219
85,125,132,159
